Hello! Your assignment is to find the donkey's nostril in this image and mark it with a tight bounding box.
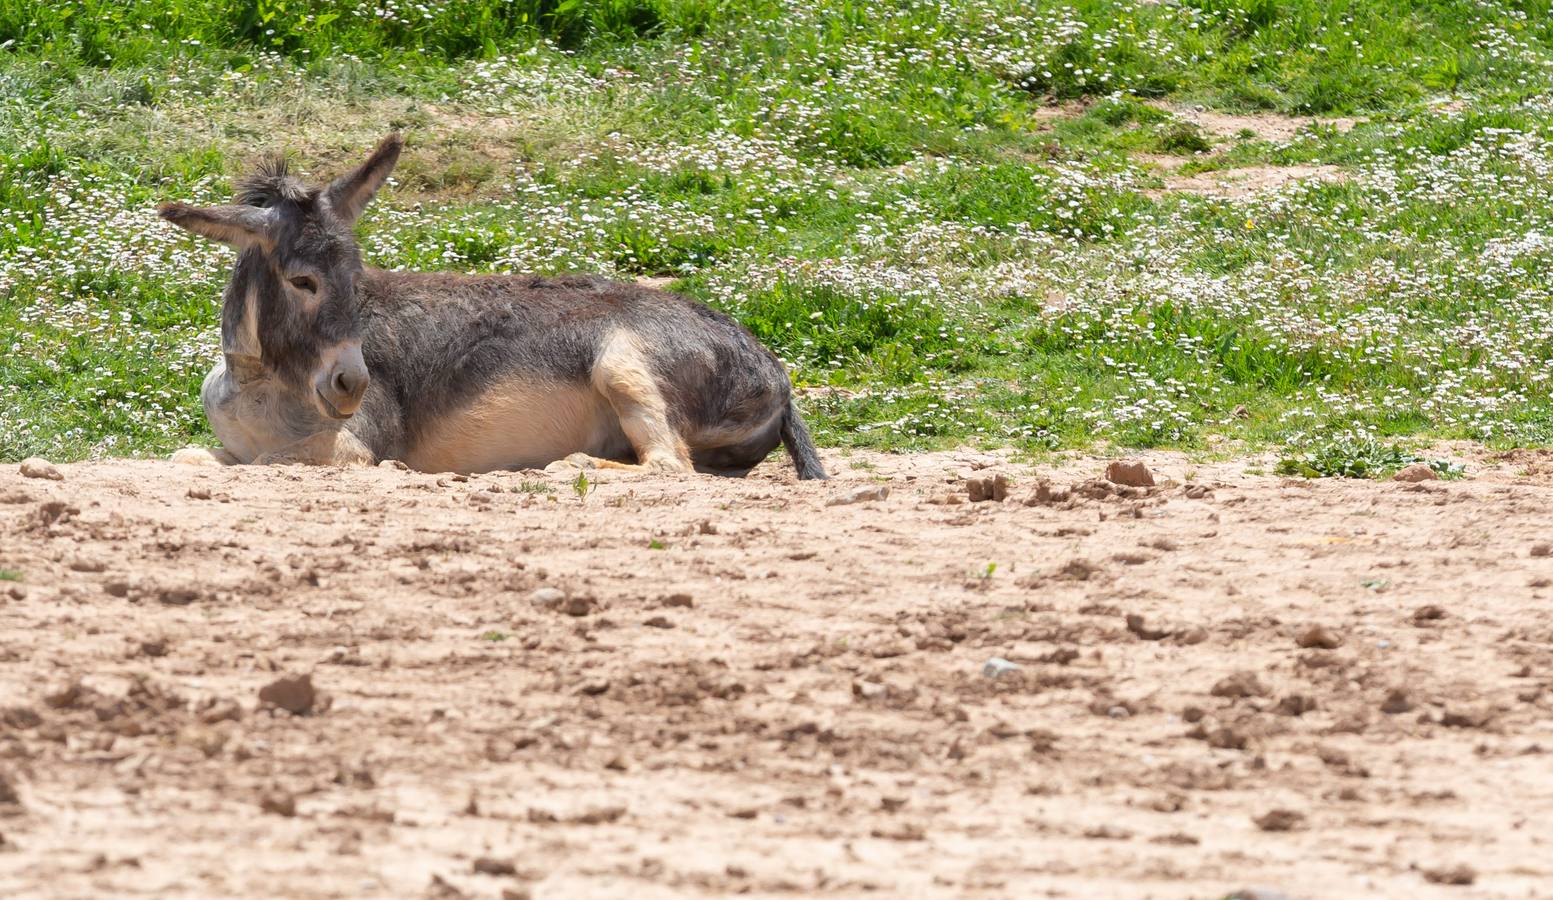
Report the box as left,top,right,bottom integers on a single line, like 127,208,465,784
333,370,351,395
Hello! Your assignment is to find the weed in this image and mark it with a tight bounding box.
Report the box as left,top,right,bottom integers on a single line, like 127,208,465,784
571,471,596,503
0,569,20,582
479,630,508,642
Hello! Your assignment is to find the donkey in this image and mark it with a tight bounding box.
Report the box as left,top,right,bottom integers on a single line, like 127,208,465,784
159,134,827,479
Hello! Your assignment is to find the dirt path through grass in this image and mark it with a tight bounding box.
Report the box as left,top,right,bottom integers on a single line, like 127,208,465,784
1,449,1550,897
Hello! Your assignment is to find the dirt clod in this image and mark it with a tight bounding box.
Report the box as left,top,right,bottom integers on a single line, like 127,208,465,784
472,857,518,876
1531,543,1552,558
1211,671,1271,699
1105,460,1155,488
826,485,889,506
1381,689,1415,715
1295,625,1343,649
1393,463,1439,483
258,674,316,715
1422,864,1477,885
966,474,1009,502
260,792,297,817
18,458,63,481
1253,809,1305,832
1125,614,1170,641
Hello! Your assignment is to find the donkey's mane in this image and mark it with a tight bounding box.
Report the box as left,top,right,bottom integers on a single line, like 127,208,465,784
235,155,312,208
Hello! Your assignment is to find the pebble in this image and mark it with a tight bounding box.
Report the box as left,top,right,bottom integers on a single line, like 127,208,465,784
826,485,890,506
1211,671,1271,698
1105,459,1154,488
1532,543,1552,558
561,595,597,617
1227,890,1294,900
1252,809,1305,832
472,857,518,876
259,791,297,817
1422,864,1476,885
661,592,694,608
529,587,566,609
258,673,317,715
18,458,62,481
982,657,1021,678
1392,463,1439,483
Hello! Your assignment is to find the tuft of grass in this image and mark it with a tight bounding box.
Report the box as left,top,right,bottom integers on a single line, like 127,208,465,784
0,569,20,582
1276,438,1464,480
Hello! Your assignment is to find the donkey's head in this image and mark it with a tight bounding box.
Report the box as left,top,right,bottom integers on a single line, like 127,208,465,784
159,133,402,421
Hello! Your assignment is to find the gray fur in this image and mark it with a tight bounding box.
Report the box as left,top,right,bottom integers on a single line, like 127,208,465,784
160,134,828,480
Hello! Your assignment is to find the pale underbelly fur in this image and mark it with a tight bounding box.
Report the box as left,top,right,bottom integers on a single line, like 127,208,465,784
404,379,630,474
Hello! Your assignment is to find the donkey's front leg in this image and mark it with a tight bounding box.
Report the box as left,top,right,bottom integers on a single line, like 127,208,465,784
253,429,376,467
171,446,241,467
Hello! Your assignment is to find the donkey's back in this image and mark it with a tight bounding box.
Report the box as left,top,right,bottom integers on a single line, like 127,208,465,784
359,270,821,477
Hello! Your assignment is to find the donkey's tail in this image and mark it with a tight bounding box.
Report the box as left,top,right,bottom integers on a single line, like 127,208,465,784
780,398,828,480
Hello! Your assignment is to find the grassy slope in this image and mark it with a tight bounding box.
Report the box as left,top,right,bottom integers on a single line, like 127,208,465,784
3,0,1553,462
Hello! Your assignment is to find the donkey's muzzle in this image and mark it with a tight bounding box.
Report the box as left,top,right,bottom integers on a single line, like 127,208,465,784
316,344,369,419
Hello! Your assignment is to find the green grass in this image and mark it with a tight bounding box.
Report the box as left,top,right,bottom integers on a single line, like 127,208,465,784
5,0,1553,469
0,570,20,581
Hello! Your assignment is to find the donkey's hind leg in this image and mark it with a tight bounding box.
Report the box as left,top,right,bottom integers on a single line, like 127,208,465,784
588,331,693,473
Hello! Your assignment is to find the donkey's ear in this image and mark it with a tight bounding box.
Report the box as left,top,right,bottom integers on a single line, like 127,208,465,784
158,203,275,250
325,132,402,225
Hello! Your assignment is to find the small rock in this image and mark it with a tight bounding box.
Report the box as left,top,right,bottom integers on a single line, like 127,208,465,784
1211,671,1271,699
258,673,316,715
1532,543,1553,558
1105,459,1154,488
186,487,212,500
156,587,200,606
982,657,1021,679
1227,890,1294,900
103,580,132,598
1252,809,1305,832
1175,626,1209,645
661,593,694,608
852,680,886,699
577,678,610,696
0,773,21,807
826,485,890,506
1392,463,1439,483
642,616,674,629
19,458,62,481
378,459,410,471
259,791,296,817
698,519,717,535
1381,689,1415,714
528,587,565,609
68,558,106,573
472,857,518,877
1411,604,1446,624
1440,707,1492,729
1422,864,1476,885
1183,484,1213,500
561,595,597,617
1276,694,1319,717
1125,614,1170,641
1295,625,1343,649
966,474,1009,503
43,681,84,710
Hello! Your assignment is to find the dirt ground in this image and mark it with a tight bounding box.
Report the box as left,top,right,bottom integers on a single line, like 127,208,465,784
1,447,1551,899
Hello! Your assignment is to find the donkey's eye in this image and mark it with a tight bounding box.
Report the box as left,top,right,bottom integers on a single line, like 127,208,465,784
288,275,318,294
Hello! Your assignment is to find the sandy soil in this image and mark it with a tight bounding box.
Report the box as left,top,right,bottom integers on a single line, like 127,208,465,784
1,448,1551,899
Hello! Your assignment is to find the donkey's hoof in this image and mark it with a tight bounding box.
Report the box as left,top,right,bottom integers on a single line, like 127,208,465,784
171,447,226,467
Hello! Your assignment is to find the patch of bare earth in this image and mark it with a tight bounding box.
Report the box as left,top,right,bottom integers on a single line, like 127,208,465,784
1147,162,1347,200
1,449,1551,897
1139,105,1360,198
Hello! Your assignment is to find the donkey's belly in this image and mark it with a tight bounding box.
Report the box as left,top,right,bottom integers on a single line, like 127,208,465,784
404,379,629,474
